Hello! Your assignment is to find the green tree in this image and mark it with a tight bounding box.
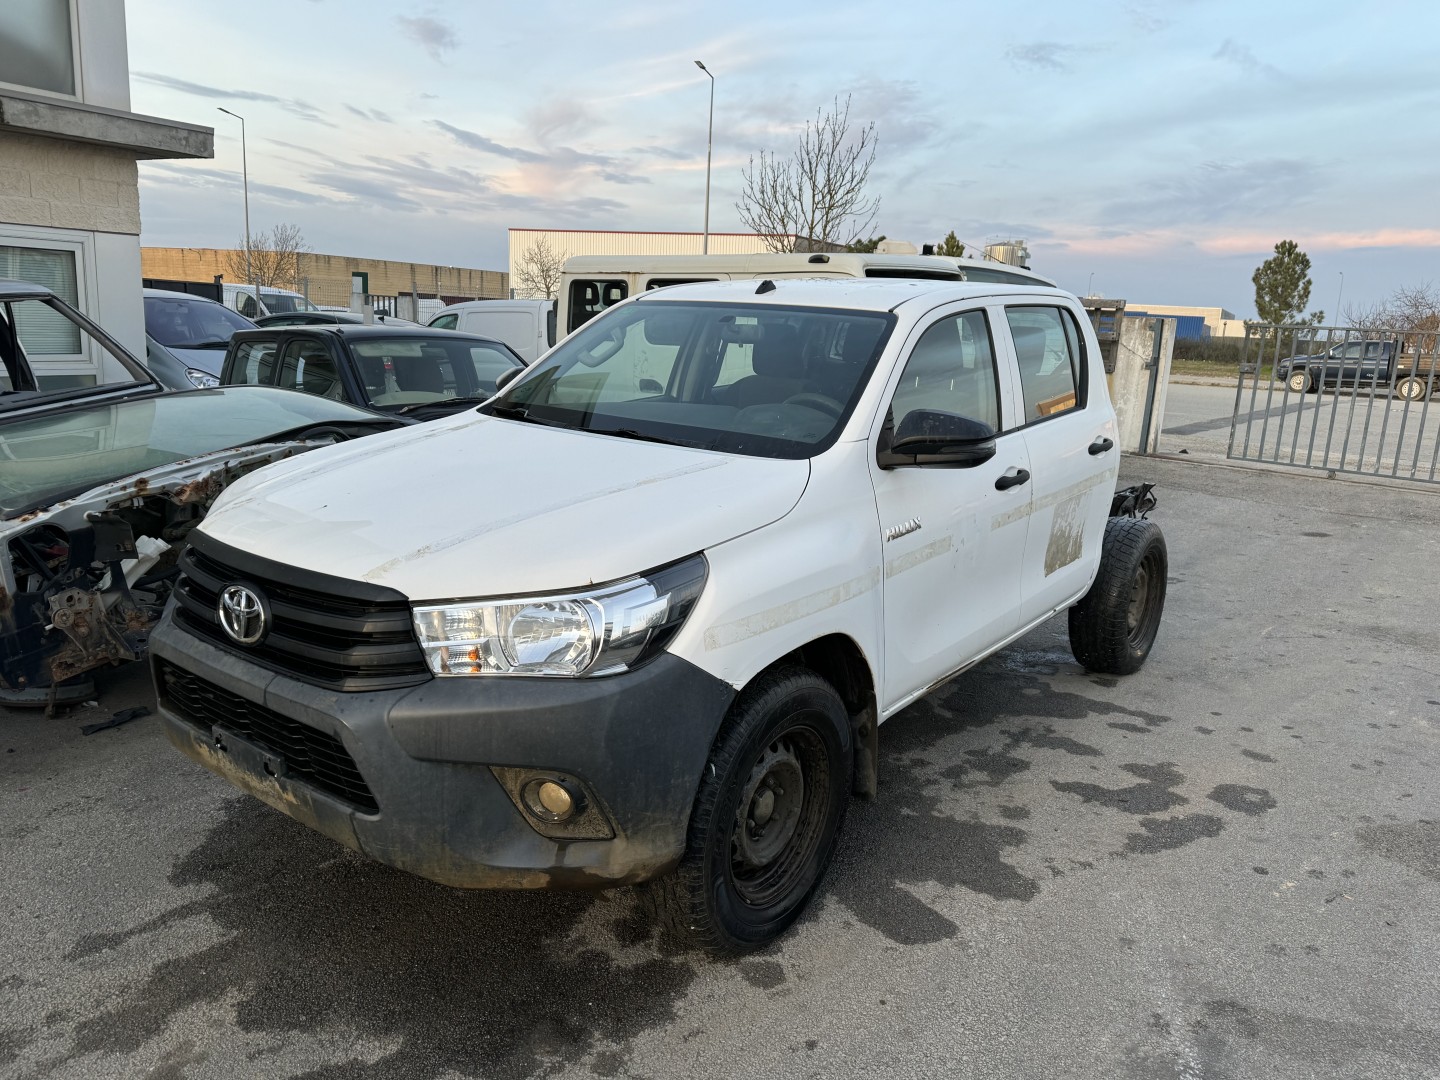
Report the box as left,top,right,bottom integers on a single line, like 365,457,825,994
845,235,886,253
937,231,965,257
1252,240,1323,325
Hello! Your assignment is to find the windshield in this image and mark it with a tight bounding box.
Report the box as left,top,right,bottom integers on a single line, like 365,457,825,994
350,336,524,409
0,386,390,516
261,293,320,314
486,300,894,459
144,295,255,347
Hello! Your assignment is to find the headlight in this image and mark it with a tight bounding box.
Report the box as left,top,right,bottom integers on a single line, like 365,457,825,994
186,368,220,388
412,554,707,677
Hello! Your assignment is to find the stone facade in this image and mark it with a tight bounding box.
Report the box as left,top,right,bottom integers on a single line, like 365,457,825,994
0,131,141,235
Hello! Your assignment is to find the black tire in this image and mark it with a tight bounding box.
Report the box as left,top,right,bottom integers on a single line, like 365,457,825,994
648,665,852,955
1068,517,1167,675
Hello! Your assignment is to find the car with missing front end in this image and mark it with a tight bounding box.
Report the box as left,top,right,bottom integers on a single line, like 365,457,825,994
152,276,1167,953
0,279,412,709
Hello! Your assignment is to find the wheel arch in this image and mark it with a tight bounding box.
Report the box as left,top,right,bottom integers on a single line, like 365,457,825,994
772,633,880,800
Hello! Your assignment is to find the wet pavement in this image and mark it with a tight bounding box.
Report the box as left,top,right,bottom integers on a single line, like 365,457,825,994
3,457,1438,1079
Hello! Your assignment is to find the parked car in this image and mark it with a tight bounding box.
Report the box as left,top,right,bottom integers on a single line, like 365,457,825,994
427,299,555,364
219,325,525,420
0,278,411,708
221,283,323,320
1275,338,1437,399
153,277,1165,953
142,288,257,386
254,311,419,328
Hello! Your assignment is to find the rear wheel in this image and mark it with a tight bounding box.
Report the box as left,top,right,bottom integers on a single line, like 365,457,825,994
1069,517,1167,675
649,666,851,954
1397,376,1428,401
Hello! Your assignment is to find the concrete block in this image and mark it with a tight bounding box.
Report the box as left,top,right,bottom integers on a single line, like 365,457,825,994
31,172,80,202
0,167,29,197
79,178,120,206
0,195,53,226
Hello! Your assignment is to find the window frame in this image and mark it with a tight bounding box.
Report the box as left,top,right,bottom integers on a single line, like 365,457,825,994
1001,303,1090,431
0,225,99,383
879,307,1004,445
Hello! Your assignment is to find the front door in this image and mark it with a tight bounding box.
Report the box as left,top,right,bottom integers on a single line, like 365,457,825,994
1000,304,1118,625
869,306,1033,713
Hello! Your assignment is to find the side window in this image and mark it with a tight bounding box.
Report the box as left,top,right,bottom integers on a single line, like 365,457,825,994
888,311,1000,434
235,292,259,319
230,341,277,384
276,339,342,398
1006,306,1081,423
567,279,628,332
429,314,458,330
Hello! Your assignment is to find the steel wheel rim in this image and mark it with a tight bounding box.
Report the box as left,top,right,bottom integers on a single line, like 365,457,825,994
729,724,829,908
1127,548,1164,646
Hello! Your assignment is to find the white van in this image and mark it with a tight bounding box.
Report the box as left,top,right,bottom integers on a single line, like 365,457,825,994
427,299,556,364
557,252,969,337
222,283,323,320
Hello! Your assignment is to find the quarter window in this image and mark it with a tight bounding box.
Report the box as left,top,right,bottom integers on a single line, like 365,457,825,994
231,341,278,385
888,310,1000,435
1006,306,1082,422
429,314,458,330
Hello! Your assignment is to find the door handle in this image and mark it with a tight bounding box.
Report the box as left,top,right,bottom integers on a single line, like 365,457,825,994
1088,437,1114,456
995,468,1030,491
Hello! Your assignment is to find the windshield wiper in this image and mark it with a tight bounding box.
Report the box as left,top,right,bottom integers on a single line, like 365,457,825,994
396,395,492,415
585,426,692,447
171,339,231,349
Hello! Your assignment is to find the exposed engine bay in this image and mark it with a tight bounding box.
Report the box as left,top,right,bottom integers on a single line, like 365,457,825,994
1,441,323,708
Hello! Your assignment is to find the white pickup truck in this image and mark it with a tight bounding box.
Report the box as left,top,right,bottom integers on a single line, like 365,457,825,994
151,277,1166,953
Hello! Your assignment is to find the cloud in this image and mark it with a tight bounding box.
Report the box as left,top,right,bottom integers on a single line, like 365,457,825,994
598,171,651,186
432,120,546,163
395,15,458,60
629,145,692,161
1098,158,1321,228
139,162,327,206
133,72,327,123
344,104,394,124
1213,38,1287,80
524,99,597,143
1005,42,1078,72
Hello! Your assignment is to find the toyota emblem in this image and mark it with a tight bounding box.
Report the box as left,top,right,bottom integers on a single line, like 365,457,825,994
218,584,269,646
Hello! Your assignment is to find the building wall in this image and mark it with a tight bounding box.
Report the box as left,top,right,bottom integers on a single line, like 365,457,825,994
1128,303,1237,338
140,247,509,305
0,131,141,234
508,229,776,294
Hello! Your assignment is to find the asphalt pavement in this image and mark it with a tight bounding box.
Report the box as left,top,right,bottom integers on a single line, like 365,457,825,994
3,456,1438,1079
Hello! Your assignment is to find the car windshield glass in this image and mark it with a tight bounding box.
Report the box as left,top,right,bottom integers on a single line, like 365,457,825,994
350,336,524,408
0,387,387,516
144,296,254,347
486,300,894,459
261,293,319,314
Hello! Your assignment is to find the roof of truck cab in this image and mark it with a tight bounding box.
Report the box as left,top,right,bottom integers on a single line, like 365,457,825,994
632,276,1075,313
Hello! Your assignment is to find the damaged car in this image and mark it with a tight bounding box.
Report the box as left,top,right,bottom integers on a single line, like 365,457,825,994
0,279,411,709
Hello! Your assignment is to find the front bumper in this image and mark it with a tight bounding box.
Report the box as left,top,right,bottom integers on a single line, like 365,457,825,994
151,609,735,889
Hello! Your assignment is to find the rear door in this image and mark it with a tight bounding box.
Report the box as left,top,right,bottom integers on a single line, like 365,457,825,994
869,305,1032,711
1000,303,1118,626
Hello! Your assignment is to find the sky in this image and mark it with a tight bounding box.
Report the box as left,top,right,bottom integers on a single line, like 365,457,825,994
126,0,1440,318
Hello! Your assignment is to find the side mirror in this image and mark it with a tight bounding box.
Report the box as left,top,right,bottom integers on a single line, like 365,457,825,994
495,366,523,392
877,409,997,469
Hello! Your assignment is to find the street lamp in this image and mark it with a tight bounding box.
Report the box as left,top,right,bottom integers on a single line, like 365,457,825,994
1334,271,1344,327
1086,271,1095,297
216,107,259,316
694,60,714,255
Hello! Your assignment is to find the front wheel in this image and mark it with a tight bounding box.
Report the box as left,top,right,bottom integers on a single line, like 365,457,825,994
1069,517,1167,675
1287,370,1311,394
649,666,851,954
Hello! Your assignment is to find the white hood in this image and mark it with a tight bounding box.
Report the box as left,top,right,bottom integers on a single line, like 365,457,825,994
200,412,810,599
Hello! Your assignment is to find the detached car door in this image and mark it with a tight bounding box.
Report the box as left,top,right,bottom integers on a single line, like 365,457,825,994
868,306,1032,712
999,303,1119,626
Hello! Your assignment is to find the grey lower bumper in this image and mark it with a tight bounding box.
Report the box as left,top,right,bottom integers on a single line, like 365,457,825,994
150,610,735,889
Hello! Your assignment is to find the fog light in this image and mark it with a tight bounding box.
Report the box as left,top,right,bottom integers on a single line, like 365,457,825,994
522,777,577,822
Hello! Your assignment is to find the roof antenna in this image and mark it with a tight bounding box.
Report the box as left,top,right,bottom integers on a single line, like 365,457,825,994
755,279,776,294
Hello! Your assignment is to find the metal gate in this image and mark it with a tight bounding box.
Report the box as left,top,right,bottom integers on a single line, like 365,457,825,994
1228,323,1440,484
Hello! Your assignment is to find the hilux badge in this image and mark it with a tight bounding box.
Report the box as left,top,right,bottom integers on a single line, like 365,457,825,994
218,584,268,645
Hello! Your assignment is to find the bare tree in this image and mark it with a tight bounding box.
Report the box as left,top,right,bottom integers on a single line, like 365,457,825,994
1343,281,1440,331
513,234,569,299
224,223,309,289
735,96,880,253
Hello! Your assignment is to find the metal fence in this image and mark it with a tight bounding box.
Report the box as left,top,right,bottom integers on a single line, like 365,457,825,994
1228,323,1440,483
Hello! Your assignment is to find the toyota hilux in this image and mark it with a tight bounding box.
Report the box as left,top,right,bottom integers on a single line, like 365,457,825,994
151,277,1167,952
